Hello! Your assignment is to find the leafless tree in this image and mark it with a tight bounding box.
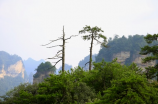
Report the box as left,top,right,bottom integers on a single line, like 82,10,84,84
42,26,78,72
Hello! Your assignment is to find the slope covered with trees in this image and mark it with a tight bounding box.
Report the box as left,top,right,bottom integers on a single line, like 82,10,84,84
96,35,158,65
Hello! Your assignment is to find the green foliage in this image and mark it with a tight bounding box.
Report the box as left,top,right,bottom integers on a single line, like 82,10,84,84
140,33,158,81
92,60,158,104
0,83,38,104
79,25,107,47
95,71,158,104
0,75,26,96
33,61,56,78
1,59,158,104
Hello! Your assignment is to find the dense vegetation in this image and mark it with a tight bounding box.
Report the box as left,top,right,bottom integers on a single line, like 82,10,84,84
0,75,26,97
1,59,158,104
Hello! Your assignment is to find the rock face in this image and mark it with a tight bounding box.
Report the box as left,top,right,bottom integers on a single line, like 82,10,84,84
0,51,26,96
33,71,53,84
0,51,25,79
112,51,156,70
33,61,56,84
0,60,25,79
113,51,130,65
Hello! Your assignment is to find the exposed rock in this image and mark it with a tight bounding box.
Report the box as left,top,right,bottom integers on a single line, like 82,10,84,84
113,51,130,65
0,51,26,96
112,51,156,70
0,55,25,79
33,61,56,84
33,71,53,84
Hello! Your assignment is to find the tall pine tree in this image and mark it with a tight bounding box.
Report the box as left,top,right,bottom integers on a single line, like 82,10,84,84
140,33,158,81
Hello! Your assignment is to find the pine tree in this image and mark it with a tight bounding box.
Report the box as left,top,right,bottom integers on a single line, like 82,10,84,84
140,33,158,81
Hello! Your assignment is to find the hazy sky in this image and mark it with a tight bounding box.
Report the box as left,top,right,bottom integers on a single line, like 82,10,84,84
0,0,158,69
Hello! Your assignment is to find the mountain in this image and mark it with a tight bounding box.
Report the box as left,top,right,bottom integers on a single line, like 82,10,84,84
56,64,72,74
23,58,45,75
23,58,45,83
95,35,158,71
0,51,27,96
78,54,97,71
33,61,56,84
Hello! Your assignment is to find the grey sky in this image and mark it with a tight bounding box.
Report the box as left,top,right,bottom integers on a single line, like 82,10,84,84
0,0,158,69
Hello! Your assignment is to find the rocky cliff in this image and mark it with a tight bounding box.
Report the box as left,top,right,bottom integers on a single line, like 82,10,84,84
95,35,158,71
33,71,53,84
112,51,156,71
0,51,26,96
33,61,56,84
0,60,25,79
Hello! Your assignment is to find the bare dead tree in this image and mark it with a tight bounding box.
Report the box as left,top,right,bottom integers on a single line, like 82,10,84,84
42,26,78,72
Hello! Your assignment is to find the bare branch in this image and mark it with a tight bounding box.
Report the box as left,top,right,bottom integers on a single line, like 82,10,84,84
53,59,62,67
47,57,62,59
47,45,63,48
65,35,79,40
57,50,62,54
47,53,62,60
42,38,62,46
84,61,90,68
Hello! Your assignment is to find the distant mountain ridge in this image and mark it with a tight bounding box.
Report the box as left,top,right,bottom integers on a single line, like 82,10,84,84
78,54,97,70
23,58,45,83
23,58,45,75
56,64,72,74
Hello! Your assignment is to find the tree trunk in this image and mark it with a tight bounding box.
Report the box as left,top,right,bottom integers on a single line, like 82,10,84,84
89,33,94,71
62,26,65,72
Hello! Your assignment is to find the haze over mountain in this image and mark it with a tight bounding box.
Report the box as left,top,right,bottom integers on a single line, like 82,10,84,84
23,58,45,75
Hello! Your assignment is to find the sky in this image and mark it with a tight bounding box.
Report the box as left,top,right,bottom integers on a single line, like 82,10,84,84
0,0,158,69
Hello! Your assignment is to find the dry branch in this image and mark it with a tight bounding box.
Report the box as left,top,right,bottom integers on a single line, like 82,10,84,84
47,45,63,48
65,35,79,40
42,38,62,46
53,59,62,67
